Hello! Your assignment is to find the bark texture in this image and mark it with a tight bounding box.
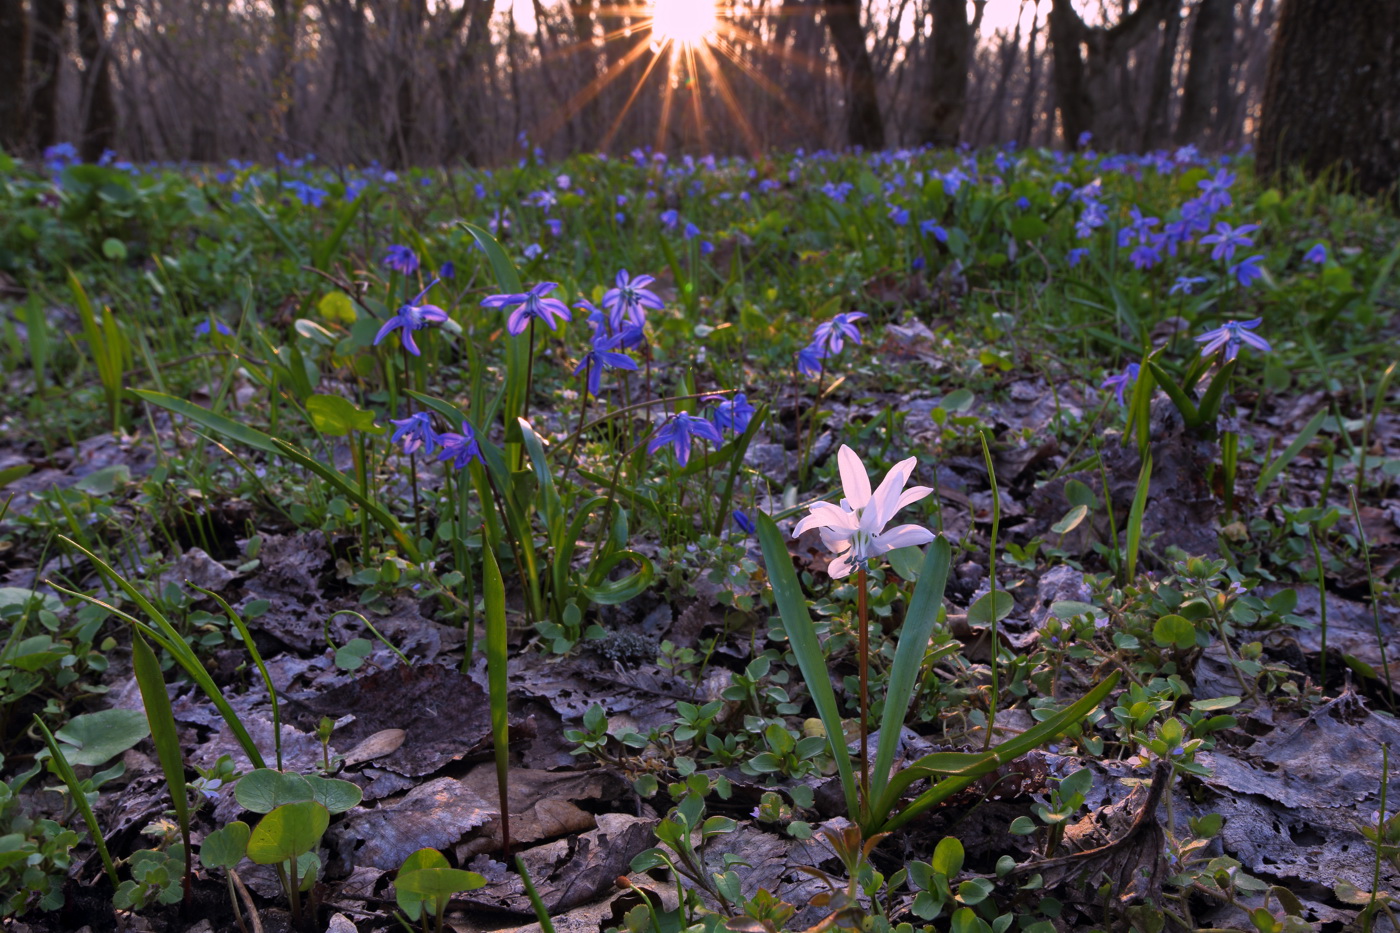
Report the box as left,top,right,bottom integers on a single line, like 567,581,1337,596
824,0,885,150
77,0,117,161
1256,0,1399,196
0,0,28,154
1175,0,1235,146
31,0,64,150
923,0,970,146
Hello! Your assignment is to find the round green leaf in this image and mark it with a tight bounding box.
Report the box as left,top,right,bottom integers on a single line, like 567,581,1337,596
931,836,964,876
967,591,1015,625
246,801,329,865
1152,614,1197,650
101,238,128,261
395,867,486,898
395,848,451,920
236,769,314,815
304,774,363,814
54,709,149,767
1051,504,1089,535
200,821,250,871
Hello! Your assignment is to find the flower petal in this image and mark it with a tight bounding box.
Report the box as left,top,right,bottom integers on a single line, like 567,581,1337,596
827,551,854,579
837,446,872,509
872,524,936,553
864,456,917,533
793,502,857,537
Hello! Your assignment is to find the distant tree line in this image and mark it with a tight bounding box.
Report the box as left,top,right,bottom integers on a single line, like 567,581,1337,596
0,0,1393,192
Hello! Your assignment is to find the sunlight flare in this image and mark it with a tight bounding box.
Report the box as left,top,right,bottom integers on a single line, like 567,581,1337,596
650,0,718,47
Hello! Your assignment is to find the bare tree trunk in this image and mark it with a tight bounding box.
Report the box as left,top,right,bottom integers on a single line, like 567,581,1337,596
824,0,885,149
923,0,969,146
437,0,492,164
1141,0,1181,150
976,10,1022,142
31,0,64,151
1176,0,1235,146
76,0,117,160
569,1,603,151
1015,3,1041,146
269,0,300,145
1048,0,1176,149
1257,0,1399,196
0,0,29,154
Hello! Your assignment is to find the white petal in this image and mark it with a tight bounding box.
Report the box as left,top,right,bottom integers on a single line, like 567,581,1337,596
896,485,933,511
872,524,936,554
864,456,917,533
793,502,857,537
837,446,872,510
827,551,854,578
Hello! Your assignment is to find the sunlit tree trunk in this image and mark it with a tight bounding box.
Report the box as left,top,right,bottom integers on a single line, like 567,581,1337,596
824,0,884,150
1257,0,1399,196
0,0,28,154
31,0,64,150
1141,0,1181,150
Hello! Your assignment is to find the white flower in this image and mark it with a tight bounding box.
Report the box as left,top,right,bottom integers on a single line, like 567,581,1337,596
792,445,937,578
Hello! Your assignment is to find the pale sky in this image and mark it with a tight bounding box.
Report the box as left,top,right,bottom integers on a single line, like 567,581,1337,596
499,1,1040,40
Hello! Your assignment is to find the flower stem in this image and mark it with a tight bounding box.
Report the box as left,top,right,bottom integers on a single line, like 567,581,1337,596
857,565,870,811
523,318,536,422
561,370,591,488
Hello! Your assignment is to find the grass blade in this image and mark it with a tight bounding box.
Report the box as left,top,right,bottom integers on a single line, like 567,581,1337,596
756,512,859,820
131,629,193,902
1125,452,1153,584
869,537,952,810
483,544,512,857
33,715,120,889
1255,407,1328,496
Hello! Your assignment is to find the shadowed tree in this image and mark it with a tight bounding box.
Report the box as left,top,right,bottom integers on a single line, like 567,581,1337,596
76,0,118,160
0,0,28,154
1257,0,1399,197
437,0,494,164
31,0,64,150
1176,0,1235,146
823,0,885,150
1048,0,1177,150
923,0,972,146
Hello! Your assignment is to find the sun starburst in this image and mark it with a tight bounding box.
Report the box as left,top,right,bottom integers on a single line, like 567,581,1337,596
650,0,719,47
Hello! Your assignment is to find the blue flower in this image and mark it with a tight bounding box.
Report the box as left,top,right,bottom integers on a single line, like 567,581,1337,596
481,282,572,336
1200,222,1258,262
797,343,826,378
1067,248,1089,267
1129,242,1163,270
439,261,456,280
708,393,756,435
1229,254,1266,287
384,245,419,276
731,510,757,535
648,413,723,468
1170,275,1208,296
194,318,234,338
660,209,680,229
1304,243,1327,264
1100,363,1140,406
389,412,439,456
436,421,484,470
919,220,949,243
573,333,638,397
812,312,867,356
888,207,910,226
375,280,449,355
1195,318,1270,361
684,222,701,240
602,270,664,330
1198,169,1235,211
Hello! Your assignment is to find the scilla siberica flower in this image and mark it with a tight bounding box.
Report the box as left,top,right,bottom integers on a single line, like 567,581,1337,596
812,312,867,356
1304,243,1327,264
792,446,936,579
436,421,484,470
1200,222,1258,262
375,280,449,356
1195,318,1270,361
383,244,419,276
602,270,663,330
573,332,638,397
1229,254,1265,287
797,343,826,378
481,283,572,336
1100,363,1140,406
707,392,756,435
389,412,439,456
648,413,723,468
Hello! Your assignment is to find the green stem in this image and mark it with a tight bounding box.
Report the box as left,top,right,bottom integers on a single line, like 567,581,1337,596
857,566,870,815
979,430,1001,751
